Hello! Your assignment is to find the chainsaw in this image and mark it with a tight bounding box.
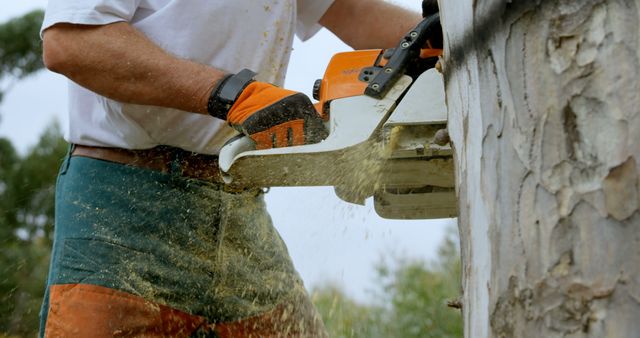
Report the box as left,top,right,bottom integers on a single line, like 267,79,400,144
218,15,456,220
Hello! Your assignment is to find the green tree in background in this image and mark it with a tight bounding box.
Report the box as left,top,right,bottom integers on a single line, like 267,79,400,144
312,284,382,337
0,10,59,337
312,227,463,338
0,124,66,337
381,229,462,338
0,9,44,103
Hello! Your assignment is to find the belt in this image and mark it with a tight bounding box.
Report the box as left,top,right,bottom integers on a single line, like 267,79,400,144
71,145,224,184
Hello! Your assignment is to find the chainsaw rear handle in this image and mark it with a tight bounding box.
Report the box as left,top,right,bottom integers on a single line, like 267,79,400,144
363,13,441,99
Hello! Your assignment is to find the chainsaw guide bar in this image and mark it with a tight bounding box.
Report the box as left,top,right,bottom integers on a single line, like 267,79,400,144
219,70,456,220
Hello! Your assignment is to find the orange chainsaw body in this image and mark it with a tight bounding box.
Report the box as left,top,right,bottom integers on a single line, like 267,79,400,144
314,49,383,118
314,48,442,118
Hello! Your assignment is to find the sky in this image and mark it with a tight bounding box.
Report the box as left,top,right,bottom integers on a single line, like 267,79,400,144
0,1,454,303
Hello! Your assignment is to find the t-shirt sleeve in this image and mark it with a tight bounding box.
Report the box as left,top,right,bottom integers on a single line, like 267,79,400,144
40,0,141,36
296,0,335,41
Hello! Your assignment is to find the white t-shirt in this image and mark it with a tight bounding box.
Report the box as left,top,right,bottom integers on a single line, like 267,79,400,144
41,0,334,154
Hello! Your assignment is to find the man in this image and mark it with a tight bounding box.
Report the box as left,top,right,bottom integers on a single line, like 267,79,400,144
39,0,435,336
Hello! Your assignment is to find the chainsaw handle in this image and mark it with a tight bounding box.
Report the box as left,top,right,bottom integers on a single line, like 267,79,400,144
364,14,441,99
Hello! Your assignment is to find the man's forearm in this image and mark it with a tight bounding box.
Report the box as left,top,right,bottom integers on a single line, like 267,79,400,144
43,22,225,115
320,0,422,50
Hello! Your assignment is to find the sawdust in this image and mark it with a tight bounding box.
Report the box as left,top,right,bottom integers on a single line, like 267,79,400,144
56,157,324,334
332,141,387,205
385,125,405,158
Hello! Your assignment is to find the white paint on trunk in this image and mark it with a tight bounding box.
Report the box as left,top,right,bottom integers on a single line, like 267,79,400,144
438,1,491,336
439,0,640,337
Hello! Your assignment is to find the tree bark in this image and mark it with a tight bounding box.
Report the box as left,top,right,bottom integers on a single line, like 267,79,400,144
439,1,640,337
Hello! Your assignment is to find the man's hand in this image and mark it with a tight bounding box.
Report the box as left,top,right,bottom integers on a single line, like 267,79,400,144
227,83,327,150
208,70,327,150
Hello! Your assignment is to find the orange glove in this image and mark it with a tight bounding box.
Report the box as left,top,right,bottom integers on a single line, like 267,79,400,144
208,69,327,150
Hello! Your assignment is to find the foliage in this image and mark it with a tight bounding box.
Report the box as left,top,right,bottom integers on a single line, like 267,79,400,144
0,10,53,335
0,124,67,337
0,10,45,102
312,227,463,338
312,284,383,337
380,231,462,337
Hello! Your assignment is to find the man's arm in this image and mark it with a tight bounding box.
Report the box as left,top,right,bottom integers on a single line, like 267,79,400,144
43,22,225,115
319,0,423,50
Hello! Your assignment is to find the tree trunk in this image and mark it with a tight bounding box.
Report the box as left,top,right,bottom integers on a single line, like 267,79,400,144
438,1,640,337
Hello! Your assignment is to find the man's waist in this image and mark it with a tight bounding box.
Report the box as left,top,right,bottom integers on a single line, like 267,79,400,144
71,144,223,183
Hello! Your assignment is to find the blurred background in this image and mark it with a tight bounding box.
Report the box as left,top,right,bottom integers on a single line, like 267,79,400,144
0,1,461,337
